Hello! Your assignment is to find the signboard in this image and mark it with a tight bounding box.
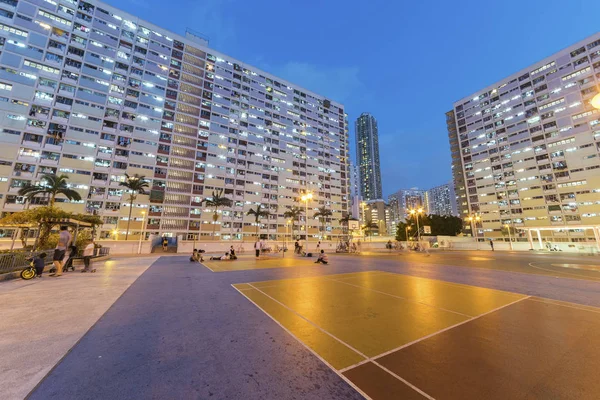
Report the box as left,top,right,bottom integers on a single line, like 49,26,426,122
348,220,360,230
423,226,431,234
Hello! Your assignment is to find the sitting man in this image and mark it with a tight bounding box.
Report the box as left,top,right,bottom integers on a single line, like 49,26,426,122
314,250,329,264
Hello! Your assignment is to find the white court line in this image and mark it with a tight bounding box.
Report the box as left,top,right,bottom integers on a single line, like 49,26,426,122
230,284,373,400
322,276,474,318
528,262,600,281
368,295,530,364
199,261,216,272
528,297,600,314
244,283,436,400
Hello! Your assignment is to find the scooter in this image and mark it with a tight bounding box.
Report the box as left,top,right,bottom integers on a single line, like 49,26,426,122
20,259,36,280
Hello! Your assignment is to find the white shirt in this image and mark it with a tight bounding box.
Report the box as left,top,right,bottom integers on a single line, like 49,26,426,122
83,243,94,257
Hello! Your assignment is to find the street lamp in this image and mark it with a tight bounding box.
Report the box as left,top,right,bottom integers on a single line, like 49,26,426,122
466,214,481,240
112,229,118,241
360,201,367,239
284,219,291,257
505,223,513,251
408,207,424,243
406,225,411,244
137,210,146,254
301,192,313,249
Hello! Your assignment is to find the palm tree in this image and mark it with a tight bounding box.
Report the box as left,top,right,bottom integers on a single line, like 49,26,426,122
313,206,332,239
203,188,232,238
18,173,81,207
246,203,270,239
362,217,378,240
283,206,303,238
119,173,149,240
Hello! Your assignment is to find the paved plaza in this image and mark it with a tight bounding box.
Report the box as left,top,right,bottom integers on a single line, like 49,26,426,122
2,250,600,399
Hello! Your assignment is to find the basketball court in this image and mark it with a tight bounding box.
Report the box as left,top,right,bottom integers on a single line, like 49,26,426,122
234,270,600,399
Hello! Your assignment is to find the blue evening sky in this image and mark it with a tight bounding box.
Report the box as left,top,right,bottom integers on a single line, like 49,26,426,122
110,0,600,197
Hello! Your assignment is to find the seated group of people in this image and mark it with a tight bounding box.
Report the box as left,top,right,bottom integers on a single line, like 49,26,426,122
209,246,238,261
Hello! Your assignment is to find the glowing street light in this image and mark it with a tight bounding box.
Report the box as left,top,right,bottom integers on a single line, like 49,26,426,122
300,192,313,246
408,207,424,242
592,93,600,110
405,225,412,243
505,223,514,250
466,214,481,240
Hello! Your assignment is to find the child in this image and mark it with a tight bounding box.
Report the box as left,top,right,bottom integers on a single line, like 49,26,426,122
81,240,96,273
314,250,328,264
190,249,199,262
33,252,47,278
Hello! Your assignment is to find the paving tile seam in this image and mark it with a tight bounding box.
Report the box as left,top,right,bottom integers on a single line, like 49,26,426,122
231,284,373,400
321,276,475,318
243,280,440,400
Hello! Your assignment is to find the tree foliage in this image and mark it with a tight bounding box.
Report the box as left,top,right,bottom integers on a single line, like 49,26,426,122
395,214,463,241
119,173,149,240
18,174,81,206
203,189,233,236
283,206,303,238
313,206,332,238
246,203,270,237
0,206,102,249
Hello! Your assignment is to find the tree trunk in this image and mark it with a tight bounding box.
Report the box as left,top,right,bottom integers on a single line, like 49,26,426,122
49,193,55,207
125,195,134,240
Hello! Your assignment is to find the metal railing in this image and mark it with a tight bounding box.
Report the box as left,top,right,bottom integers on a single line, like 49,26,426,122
0,250,55,274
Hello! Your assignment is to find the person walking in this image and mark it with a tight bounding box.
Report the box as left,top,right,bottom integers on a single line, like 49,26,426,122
162,236,168,251
81,240,96,272
294,240,299,254
51,226,72,277
489,239,494,251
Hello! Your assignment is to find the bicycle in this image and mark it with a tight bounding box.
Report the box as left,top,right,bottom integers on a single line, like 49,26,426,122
20,259,37,280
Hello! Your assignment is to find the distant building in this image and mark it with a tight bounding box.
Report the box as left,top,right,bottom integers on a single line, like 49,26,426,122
426,182,458,217
388,188,427,224
364,199,390,236
355,113,383,201
349,162,361,219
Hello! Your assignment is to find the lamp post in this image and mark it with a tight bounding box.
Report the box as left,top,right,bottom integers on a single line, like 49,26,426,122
112,229,118,241
360,201,367,240
301,192,313,249
466,214,481,249
137,210,146,254
505,223,513,251
406,225,411,245
409,208,424,243
284,219,291,258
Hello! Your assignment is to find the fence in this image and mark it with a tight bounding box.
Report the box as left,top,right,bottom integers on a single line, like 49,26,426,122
0,250,55,274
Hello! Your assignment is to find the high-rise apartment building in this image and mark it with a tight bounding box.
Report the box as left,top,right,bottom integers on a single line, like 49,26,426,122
447,109,469,221
425,182,457,217
0,0,349,241
364,199,389,236
450,33,600,241
387,188,426,224
348,161,360,219
355,112,382,200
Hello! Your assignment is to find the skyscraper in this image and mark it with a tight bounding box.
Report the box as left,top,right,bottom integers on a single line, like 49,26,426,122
426,182,457,217
387,188,426,224
355,112,382,200
449,32,600,243
0,0,349,241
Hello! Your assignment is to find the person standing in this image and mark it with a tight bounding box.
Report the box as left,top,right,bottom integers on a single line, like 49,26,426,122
51,226,72,277
489,239,494,251
162,236,168,251
254,239,260,259
81,240,96,273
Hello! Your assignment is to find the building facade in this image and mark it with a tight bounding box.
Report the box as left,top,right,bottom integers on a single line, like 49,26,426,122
426,182,457,217
355,112,382,201
0,0,349,241
387,188,426,225
364,199,389,236
348,161,360,219
450,32,600,241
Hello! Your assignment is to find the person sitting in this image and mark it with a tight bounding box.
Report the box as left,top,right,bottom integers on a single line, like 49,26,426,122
314,250,328,264
229,246,237,260
190,249,201,262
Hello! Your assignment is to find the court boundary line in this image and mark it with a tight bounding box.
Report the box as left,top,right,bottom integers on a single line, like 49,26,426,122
528,262,600,281
528,297,600,314
230,284,374,400
245,283,437,399
322,276,474,318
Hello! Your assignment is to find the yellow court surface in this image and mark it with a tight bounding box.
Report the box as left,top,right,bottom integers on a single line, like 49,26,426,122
233,271,526,370
202,256,316,272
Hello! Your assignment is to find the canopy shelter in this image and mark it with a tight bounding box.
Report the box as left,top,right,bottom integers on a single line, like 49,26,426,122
519,225,600,251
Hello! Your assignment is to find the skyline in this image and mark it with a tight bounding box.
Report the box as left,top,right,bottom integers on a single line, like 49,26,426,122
107,0,600,198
